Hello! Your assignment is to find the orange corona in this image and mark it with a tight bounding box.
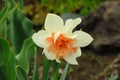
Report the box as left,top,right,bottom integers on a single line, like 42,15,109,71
46,33,78,59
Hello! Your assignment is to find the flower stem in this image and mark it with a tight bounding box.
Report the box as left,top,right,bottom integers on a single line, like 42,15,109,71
32,47,38,80
51,61,60,80
42,56,50,80
60,63,69,80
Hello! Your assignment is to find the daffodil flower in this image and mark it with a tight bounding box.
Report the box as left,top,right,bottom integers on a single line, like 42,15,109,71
32,13,93,65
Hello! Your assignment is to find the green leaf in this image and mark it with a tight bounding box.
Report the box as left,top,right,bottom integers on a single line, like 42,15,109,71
0,37,10,65
17,0,23,9
7,7,34,53
0,6,8,23
0,37,16,80
0,66,7,80
51,61,60,80
16,66,28,80
42,56,50,80
6,50,16,80
32,47,39,80
60,63,69,80
3,0,15,9
108,73,119,80
16,38,35,73
0,5,9,35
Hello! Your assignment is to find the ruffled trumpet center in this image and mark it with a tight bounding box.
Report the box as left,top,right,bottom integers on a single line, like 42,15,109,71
46,33,78,59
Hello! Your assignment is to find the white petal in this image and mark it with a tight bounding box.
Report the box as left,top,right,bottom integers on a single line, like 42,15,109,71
32,30,49,48
44,50,56,60
45,13,64,33
54,32,61,43
56,58,61,63
73,48,82,57
73,31,93,47
63,18,81,34
67,34,78,39
64,54,78,65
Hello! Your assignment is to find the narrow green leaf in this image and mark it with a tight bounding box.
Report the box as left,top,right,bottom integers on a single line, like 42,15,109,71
0,37,10,65
7,7,34,53
32,47,39,80
6,50,16,80
60,63,69,80
51,61,60,80
0,5,9,35
16,66,28,80
42,56,50,80
0,6,8,23
16,38,35,73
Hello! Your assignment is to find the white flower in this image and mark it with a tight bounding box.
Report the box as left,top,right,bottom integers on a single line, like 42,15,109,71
32,13,93,65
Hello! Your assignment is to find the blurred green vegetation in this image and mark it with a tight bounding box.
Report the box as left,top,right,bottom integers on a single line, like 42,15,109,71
24,0,105,25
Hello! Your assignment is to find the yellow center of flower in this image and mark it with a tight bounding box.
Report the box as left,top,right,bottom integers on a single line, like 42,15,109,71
46,33,78,59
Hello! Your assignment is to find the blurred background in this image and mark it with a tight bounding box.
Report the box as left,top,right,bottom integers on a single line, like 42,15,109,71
0,0,120,80
23,0,105,27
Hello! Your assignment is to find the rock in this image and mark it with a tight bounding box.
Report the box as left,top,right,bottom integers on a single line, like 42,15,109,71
76,1,120,52
61,13,81,22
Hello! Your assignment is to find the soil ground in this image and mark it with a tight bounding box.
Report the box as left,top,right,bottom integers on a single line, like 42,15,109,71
66,49,119,80
30,48,119,80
